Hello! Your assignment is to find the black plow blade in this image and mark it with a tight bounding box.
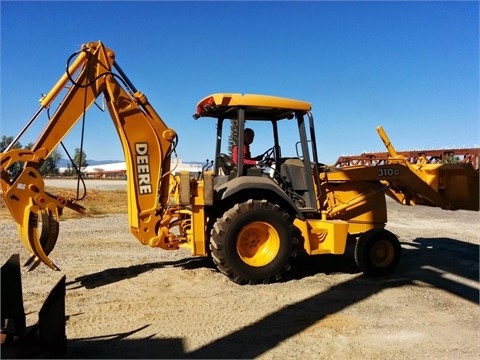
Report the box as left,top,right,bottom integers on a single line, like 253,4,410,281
1,254,67,358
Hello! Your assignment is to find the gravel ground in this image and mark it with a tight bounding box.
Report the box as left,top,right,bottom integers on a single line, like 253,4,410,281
0,185,479,359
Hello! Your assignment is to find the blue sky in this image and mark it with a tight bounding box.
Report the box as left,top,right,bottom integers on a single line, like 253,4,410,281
1,1,478,164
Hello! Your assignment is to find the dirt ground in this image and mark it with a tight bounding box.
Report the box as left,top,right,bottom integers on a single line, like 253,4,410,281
0,181,479,359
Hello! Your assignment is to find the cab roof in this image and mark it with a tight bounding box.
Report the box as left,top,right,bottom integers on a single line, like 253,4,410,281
193,93,312,121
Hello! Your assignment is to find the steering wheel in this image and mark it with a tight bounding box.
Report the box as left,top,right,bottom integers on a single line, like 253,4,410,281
260,146,274,160
259,146,275,166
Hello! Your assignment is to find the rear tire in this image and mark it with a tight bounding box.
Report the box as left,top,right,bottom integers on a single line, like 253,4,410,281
355,228,401,276
210,199,296,284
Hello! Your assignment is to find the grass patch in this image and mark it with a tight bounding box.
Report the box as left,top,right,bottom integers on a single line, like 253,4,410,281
0,186,128,221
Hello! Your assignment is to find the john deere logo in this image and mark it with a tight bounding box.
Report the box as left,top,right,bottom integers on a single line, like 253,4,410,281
135,142,152,194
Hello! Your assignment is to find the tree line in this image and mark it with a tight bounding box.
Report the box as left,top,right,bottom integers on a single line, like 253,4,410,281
1,135,88,177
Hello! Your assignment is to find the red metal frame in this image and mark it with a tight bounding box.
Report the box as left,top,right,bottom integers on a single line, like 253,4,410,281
334,148,480,170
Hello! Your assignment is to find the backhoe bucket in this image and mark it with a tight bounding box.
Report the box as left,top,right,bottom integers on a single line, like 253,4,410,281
1,254,67,357
23,210,60,271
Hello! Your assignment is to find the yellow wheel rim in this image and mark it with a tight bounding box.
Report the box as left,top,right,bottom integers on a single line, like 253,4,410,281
236,221,280,267
370,240,394,268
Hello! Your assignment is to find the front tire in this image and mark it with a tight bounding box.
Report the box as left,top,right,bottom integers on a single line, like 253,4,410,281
210,199,296,284
355,228,401,276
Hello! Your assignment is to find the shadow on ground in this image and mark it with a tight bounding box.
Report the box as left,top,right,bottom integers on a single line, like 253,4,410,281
2,236,478,358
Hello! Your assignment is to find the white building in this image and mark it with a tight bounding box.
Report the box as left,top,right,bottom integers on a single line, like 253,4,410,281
59,159,206,178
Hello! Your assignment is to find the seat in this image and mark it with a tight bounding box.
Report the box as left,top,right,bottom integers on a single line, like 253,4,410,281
216,153,236,175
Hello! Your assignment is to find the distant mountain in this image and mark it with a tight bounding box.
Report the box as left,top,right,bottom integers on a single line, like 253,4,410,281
57,159,123,168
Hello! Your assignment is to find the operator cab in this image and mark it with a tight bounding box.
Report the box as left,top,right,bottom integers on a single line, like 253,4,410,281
193,93,323,211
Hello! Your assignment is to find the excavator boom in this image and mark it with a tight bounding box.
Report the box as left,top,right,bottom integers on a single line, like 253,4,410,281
0,41,178,270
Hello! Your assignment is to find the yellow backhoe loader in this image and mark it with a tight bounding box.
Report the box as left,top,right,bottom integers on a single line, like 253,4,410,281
1,41,478,285
2,41,478,353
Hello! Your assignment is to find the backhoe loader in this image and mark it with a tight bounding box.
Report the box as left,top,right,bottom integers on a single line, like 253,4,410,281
1,41,479,290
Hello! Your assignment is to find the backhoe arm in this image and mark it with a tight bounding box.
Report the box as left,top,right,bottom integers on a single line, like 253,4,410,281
0,41,178,270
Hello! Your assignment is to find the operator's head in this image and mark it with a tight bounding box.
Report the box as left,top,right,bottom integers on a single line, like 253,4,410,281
244,128,255,145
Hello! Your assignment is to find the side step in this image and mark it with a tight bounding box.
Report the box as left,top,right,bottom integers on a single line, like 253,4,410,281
1,254,67,357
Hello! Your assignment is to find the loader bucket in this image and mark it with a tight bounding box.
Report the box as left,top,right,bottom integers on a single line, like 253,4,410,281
438,163,479,211
373,125,479,211
1,254,67,357
384,162,480,211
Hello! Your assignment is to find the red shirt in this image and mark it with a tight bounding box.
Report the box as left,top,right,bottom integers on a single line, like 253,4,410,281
232,144,257,165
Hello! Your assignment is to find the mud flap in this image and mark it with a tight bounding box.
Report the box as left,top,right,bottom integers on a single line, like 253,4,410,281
1,254,67,357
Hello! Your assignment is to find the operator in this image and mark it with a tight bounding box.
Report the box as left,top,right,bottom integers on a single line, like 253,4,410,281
232,128,263,166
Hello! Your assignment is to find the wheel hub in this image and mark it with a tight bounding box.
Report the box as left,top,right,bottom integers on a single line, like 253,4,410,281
371,240,394,268
236,221,280,267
